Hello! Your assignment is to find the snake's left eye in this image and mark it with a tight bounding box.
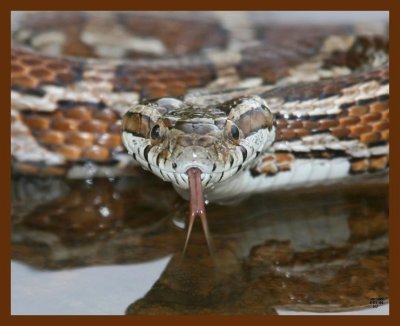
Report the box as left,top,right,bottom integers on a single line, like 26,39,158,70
231,125,240,140
151,124,161,140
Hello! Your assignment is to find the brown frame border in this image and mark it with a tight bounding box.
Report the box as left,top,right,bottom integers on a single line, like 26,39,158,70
2,0,398,325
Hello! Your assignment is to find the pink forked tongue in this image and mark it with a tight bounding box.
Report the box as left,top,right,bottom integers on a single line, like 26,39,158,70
183,167,214,255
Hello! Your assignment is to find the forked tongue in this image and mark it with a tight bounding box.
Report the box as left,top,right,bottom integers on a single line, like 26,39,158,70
183,167,214,255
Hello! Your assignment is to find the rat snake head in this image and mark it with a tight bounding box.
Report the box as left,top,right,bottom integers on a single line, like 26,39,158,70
122,96,275,191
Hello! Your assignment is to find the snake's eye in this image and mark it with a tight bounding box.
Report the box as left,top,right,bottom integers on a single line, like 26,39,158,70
231,125,240,140
151,124,161,140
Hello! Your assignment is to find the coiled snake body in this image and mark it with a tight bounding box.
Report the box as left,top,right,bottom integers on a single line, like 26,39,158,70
11,12,389,246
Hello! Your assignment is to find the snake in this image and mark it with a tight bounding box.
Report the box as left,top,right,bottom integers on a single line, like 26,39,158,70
11,12,389,249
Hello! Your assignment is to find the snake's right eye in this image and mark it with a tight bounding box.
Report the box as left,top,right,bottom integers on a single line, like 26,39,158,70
151,124,161,140
231,125,240,140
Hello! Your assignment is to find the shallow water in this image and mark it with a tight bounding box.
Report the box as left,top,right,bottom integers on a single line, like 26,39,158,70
11,173,388,315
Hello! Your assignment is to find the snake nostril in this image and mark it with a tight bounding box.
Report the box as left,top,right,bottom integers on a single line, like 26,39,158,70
172,162,177,169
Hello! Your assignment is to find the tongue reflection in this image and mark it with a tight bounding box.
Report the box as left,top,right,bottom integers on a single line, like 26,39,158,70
183,167,213,255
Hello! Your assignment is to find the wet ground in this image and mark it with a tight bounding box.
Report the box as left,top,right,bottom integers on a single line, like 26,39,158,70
11,172,389,315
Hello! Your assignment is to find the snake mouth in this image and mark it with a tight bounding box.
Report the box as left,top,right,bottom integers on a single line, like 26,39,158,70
183,167,213,255
147,162,247,190
147,144,256,189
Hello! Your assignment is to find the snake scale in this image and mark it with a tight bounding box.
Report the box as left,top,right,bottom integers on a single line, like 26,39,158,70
11,12,389,245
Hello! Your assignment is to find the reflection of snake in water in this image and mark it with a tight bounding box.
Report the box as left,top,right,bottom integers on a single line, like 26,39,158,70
11,12,389,249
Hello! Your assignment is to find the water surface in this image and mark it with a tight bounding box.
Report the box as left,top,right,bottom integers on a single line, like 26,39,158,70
12,173,388,315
